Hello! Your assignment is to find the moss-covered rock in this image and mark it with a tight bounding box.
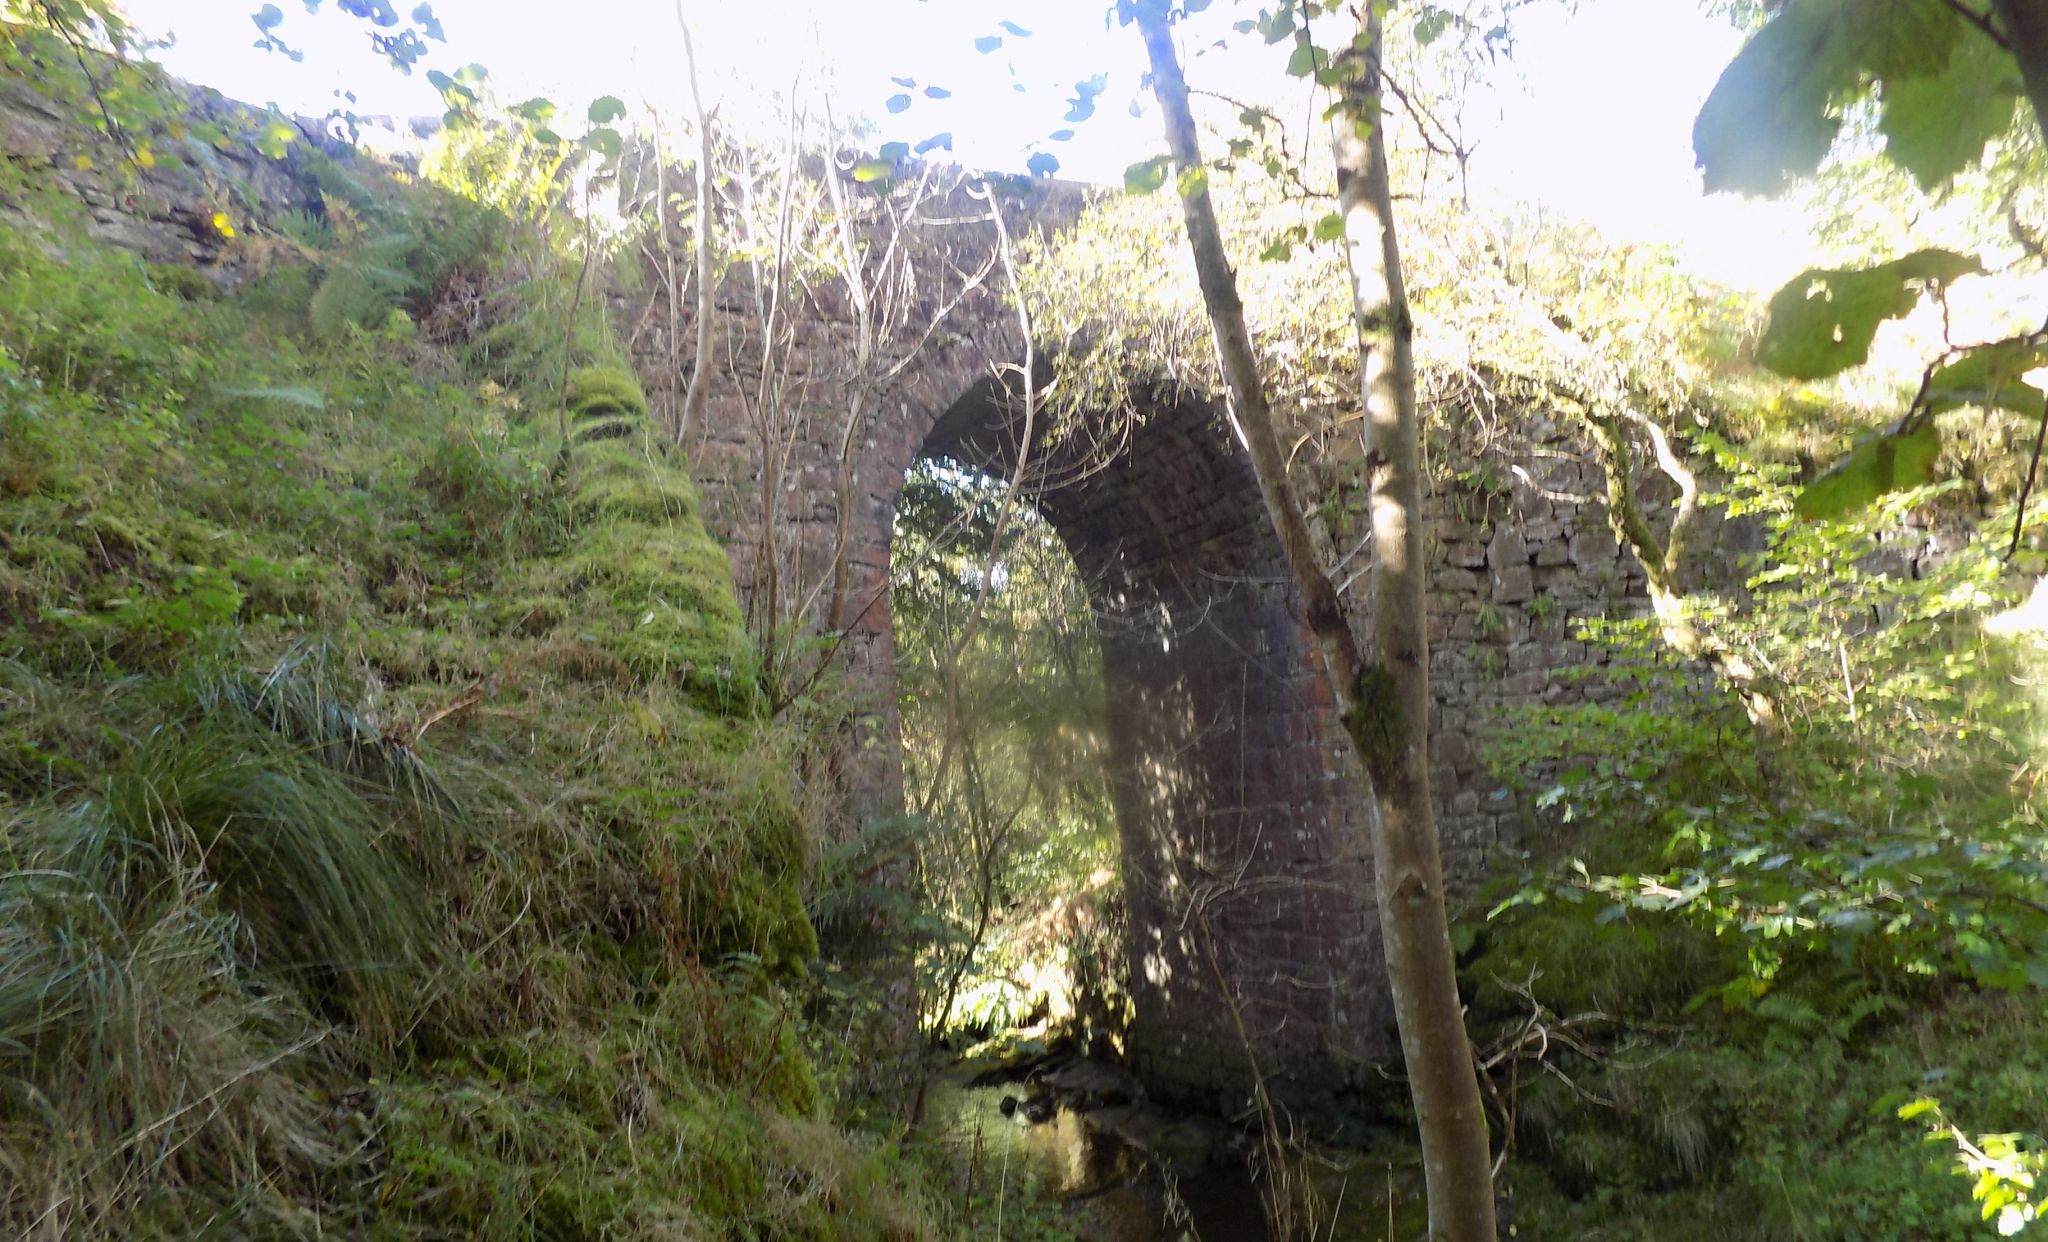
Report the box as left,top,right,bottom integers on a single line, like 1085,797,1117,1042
570,438,700,523
522,508,753,704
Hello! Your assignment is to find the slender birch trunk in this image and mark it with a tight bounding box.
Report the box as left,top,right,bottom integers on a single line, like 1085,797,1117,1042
674,7,715,448
1328,8,1496,1236
1134,5,1496,1236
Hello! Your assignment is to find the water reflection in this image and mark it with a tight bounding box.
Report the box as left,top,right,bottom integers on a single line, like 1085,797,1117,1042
924,1075,1422,1241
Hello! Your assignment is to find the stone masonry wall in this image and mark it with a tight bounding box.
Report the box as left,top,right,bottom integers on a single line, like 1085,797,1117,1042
610,171,1754,1122
1418,408,1759,880
0,74,321,269
3,69,1748,1125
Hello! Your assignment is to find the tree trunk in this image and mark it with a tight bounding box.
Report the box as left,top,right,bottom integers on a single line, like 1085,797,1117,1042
1580,404,1784,736
674,6,715,449
1329,9,1498,1238
1991,0,2048,136
1134,6,1496,1236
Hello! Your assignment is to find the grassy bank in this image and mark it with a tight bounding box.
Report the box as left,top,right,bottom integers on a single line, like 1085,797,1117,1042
0,95,953,1236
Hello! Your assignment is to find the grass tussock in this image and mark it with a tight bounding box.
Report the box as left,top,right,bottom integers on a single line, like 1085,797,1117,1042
0,94,950,1239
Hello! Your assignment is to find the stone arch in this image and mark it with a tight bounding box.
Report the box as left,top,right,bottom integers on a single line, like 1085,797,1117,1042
642,207,1402,1111
870,370,1391,1116
626,186,1718,1119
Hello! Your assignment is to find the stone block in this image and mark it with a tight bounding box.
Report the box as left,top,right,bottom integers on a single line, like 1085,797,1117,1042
1445,539,1488,569
1569,522,1620,566
1436,732,1476,772
1487,517,1528,570
1435,566,1482,595
1491,563,1535,604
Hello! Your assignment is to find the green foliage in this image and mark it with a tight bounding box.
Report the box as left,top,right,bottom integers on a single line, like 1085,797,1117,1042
1699,1,2043,526
1496,989,2048,1239
890,460,1118,1043
1756,249,1982,381
1902,1096,2047,1236
102,694,436,1037
1693,0,2024,195
309,236,422,340
293,149,503,343
1879,30,2028,192
1793,421,1942,519
0,643,450,1229
1496,471,2042,998
1476,430,2048,1235
1929,339,2048,421
0,94,944,1236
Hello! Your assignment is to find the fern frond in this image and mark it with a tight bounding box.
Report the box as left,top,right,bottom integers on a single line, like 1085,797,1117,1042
310,266,401,340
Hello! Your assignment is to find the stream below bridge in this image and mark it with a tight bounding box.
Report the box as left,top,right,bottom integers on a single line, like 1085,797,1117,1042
921,1054,1429,1240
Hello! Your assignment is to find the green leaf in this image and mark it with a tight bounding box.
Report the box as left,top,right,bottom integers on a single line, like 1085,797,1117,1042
253,4,285,31
1926,339,2048,419
1878,33,2022,191
913,132,953,155
878,140,909,162
1896,1096,1940,1121
1123,155,1171,194
1313,211,1345,241
1695,0,1966,195
924,85,951,99
974,34,1003,53
1851,0,1961,81
1413,6,1451,45
257,116,297,159
1259,225,1307,262
587,95,626,124
1027,151,1060,177
886,93,913,114
851,159,893,183
1175,164,1207,198
1285,40,1326,78
1757,249,1982,380
511,96,556,124
582,126,622,159
1793,422,1943,521
1693,1,1851,195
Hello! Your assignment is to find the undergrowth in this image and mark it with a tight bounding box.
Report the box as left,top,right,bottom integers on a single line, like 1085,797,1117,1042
1464,526,2048,1239
0,82,994,1237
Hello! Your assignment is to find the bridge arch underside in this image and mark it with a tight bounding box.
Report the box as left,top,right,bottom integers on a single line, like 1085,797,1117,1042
915,379,1388,1119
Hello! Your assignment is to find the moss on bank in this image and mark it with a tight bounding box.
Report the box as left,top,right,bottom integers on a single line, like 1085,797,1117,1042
0,115,925,1238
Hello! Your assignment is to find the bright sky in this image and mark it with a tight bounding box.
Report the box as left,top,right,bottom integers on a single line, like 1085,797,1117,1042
128,0,1814,290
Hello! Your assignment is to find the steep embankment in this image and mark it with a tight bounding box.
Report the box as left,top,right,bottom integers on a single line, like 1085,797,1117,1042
0,80,931,1239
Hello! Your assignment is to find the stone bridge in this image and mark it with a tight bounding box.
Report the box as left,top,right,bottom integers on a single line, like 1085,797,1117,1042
613,173,1723,1120
0,63,1734,1125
